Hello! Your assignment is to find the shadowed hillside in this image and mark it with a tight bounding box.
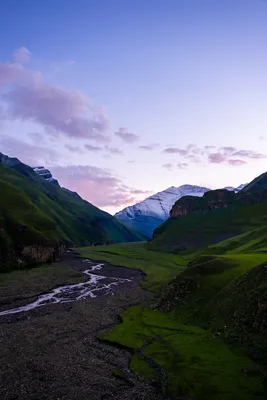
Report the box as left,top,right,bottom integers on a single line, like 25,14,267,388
0,154,144,271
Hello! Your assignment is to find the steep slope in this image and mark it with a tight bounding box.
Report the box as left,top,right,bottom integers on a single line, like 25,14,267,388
33,165,81,197
115,185,210,237
150,172,267,253
0,153,144,270
33,166,60,186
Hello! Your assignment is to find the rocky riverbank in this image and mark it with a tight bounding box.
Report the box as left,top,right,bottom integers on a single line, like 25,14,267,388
0,251,164,400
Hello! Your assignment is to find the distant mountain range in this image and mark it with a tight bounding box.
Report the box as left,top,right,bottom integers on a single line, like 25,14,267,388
115,184,247,237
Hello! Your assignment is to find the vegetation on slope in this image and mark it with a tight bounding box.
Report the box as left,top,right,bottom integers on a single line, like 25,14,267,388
78,243,267,399
151,171,267,254
0,154,144,271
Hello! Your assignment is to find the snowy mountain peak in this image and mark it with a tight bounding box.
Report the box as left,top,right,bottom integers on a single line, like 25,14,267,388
115,183,246,237
115,184,210,237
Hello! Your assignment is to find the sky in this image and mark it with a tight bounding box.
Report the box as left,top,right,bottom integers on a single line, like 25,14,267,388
1,0,267,214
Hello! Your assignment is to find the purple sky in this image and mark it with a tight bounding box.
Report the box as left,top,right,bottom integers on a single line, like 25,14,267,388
1,0,267,213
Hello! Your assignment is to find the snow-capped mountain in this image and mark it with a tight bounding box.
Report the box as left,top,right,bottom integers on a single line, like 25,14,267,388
234,183,247,192
115,185,210,237
115,183,247,237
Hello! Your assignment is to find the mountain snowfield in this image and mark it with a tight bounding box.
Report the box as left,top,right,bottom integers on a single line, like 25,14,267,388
115,184,247,237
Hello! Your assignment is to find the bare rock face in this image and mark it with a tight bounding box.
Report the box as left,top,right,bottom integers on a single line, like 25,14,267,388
170,189,235,218
21,245,66,264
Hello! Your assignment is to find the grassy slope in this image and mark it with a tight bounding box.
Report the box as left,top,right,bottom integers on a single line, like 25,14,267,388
78,243,266,399
150,200,267,254
0,162,144,271
1,163,144,244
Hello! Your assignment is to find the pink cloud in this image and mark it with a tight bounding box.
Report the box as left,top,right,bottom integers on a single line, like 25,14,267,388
220,146,236,154
50,165,147,208
13,47,32,63
0,62,109,141
233,150,267,159
130,189,152,195
163,147,188,155
115,127,139,143
208,153,226,164
228,159,247,166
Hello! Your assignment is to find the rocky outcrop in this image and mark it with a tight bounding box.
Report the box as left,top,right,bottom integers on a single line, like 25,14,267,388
170,189,235,218
33,166,60,186
21,245,66,264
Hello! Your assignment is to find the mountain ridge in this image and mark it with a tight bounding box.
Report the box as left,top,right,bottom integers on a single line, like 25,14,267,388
0,152,144,271
115,183,246,237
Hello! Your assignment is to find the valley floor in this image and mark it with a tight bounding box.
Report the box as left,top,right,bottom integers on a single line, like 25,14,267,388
0,245,266,399
0,251,162,400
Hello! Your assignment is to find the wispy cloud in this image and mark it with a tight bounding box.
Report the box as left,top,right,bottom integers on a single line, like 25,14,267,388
12,47,32,63
105,146,124,155
232,150,267,159
65,144,84,153
163,147,188,155
177,162,188,169
228,159,247,166
139,143,158,150
208,153,226,164
115,127,139,143
84,143,102,152
50,165,150,208
163,143,266,167
162,163,173,171
0,135,59,166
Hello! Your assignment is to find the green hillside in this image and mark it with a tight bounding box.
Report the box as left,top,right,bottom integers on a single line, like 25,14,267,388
78,243,267,399
0,154,144,271
150,172,267,254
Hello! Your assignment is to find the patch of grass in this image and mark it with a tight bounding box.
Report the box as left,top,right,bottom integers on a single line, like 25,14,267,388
77,243,186,292
150,198,267,254
101,306,264,399
160,253,267,324
78,244,267,398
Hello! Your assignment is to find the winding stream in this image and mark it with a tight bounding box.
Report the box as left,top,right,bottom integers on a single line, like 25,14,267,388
0,260,132,317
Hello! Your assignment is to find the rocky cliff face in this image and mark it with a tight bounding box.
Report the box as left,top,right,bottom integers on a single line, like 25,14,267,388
170,189,235,218
33,166,60,186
